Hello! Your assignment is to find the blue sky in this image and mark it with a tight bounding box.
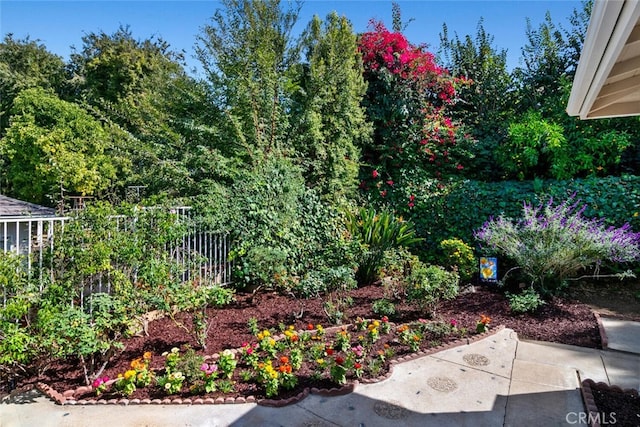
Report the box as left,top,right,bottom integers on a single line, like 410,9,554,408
1,0,583,75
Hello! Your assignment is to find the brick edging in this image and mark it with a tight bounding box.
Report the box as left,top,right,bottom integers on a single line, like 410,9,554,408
36,324,506,407
580,379,640,427
593,312,608,350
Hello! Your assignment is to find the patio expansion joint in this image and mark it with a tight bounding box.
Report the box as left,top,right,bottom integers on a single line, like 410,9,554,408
502,339,519,427
427,354,512,381
293,401,343,427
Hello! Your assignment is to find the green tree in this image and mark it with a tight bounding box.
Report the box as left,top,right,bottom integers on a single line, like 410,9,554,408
0,35,67,136
512,4,638,178
439,20,515,181
0,88,119,205
289,12,372,202
69,26,232,197
195,0,302,162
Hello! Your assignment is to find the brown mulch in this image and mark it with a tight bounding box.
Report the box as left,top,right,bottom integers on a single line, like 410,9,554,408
2,282,636,424
7,284,601,395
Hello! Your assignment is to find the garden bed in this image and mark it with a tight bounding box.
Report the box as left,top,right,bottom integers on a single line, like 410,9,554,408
7,283,603,403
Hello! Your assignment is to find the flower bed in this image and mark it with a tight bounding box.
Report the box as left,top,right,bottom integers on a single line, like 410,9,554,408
42,316,499,406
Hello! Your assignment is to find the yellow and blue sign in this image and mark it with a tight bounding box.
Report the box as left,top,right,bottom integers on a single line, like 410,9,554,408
479,257,498,282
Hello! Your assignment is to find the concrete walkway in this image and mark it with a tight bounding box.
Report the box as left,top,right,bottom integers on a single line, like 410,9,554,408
2,325,639,427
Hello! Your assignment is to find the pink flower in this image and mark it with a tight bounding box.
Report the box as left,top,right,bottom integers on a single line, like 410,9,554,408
386,180,394,186
372,169,379,178
450,319,458,327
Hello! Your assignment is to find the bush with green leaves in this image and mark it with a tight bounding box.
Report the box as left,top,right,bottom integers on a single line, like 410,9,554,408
345,207,422,285
371,298,396,317
506,288,546,314
295,266,356,298
226,157,359,291
439,238,476,283
406,264,459,317
475,197,640,295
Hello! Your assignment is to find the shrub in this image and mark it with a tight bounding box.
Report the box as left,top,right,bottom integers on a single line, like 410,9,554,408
371,298,396,317
475,197,640,295
439,238,476,283
406,264,459,317
506,288,546,314
345,207,422,285
295,266,357,298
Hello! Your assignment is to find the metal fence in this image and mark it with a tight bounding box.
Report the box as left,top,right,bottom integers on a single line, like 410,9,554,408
1,208,233,309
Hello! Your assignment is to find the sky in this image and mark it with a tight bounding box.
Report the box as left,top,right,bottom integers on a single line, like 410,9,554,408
1,0,583,75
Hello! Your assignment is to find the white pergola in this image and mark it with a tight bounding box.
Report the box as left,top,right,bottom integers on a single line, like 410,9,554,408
567,0,640,119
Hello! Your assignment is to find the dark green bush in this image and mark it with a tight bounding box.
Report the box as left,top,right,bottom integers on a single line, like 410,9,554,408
402,175,640,263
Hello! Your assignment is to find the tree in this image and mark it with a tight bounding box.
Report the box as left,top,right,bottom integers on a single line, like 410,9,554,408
439,19,515,180
358,21,473,208
512,4,638,179
0,88,120,205
0,35,67,136
289,12,372,202
69,26,230,197
196,0,302,162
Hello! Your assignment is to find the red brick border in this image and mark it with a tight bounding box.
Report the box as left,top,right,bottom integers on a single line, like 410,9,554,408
580,379,639,427
593,312,608,350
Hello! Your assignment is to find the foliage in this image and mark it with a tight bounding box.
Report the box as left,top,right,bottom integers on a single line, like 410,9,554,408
1,87,119,205
289,12,372,202
438,19,515,181
439,238,476,283
498,110,567,180
475,196,640,295
371,299,396,317
345,207,422,285
0,35,67,138
295,266,356,298
506,288,546,314
357,20,474,206
405,264,459,316
196,0,302,161
227,156,358,290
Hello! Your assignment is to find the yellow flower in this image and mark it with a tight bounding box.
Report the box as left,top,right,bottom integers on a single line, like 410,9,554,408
124,370,136,380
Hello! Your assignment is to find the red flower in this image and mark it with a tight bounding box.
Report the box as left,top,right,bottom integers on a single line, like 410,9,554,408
456,164,464,170
408,202,415,208
307,323,315,330
386,180,394,186
335,356,345,365
354,362,362,369
409,194,415,202
380,190,387,198
326,347,334,356
372,169,379,178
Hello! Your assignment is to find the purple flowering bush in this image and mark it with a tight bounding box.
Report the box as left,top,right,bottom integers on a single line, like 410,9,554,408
475,197,640,295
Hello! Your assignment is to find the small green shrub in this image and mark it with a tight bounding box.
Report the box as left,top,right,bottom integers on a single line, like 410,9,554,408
506,288,546,314
406,264,459,316
295,266,356,298
371,298,396,317
439,238,476,282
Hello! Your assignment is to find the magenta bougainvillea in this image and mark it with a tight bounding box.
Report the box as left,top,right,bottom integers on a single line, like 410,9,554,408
358,21,473,209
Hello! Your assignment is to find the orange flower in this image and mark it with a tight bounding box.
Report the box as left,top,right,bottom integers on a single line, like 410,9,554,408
480,315,491,325
143,351,152,360
279,356,289,365
278,364,292,374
